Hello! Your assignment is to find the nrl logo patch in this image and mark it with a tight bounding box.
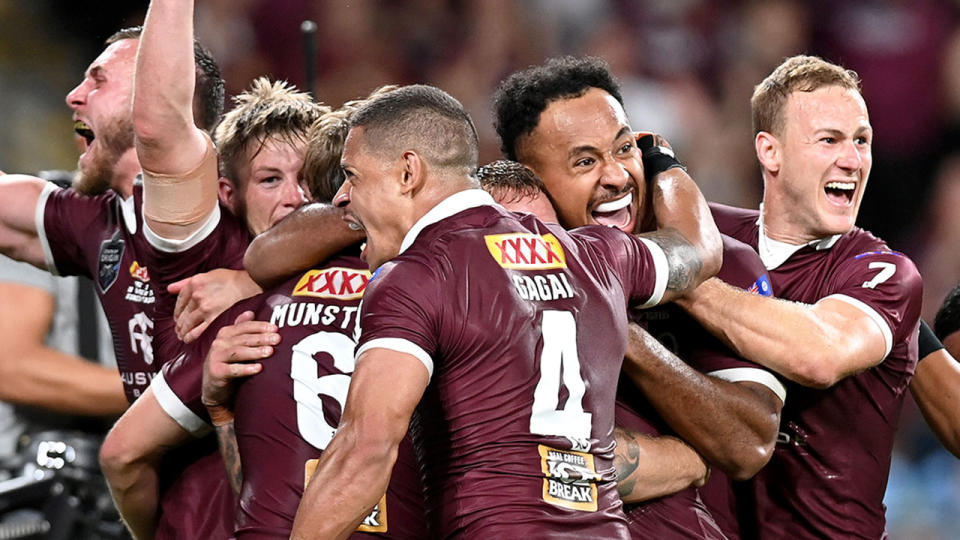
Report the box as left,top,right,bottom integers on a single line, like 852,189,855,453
485,233,566,270
293,267,372,300
97,230,125,292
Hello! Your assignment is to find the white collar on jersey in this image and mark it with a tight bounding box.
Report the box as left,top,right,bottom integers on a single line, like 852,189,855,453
756,203,842,270
398,188,497,256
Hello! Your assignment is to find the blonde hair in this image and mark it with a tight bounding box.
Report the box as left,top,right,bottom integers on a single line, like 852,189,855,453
751,55,861,136
214,78,330,185
301,85,397,202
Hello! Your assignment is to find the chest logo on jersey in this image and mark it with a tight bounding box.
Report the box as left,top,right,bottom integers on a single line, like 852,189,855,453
292,267,371,300
485,233,566,270
129,261,150,282
538,444,600,512
97,230,125,292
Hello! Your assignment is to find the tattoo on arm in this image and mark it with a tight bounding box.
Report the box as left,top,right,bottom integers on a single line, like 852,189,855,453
614,429,642,498
215,421,243,495
644,228,702,293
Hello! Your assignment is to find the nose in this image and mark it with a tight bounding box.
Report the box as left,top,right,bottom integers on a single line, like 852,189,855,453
281,177,307,208
66,78,90,110
332,180,351,208
598,156,630,191
836,140,862,171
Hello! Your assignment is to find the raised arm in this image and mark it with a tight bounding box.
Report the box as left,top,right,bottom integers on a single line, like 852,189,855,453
291,348,427,540
636,135,722,302
243,202,364,288
614,426,709,503
0,174,48,267
621,323,782,479
135,0,218,240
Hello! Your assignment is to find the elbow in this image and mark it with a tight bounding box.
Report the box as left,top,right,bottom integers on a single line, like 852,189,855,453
722,442,774,481
99,430,154,490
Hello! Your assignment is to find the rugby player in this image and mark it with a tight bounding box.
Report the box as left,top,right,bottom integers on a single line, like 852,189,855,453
289,84,721,538
493,56,784,538
679,55,923,538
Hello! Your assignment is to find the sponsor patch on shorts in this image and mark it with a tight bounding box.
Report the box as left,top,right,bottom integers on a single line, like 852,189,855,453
293,267,371,300
305,458,388,532
485,233,567,270
538,444,600,511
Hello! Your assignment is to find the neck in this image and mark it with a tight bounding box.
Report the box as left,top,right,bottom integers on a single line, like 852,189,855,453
760,198,819,245
111,148,141,199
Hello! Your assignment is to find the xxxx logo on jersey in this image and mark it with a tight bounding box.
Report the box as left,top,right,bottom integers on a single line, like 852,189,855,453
485,233,566,270
129,261,150,282
293,267,371,300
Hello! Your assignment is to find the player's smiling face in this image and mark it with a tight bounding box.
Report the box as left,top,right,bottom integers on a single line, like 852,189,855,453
234,135,308,236
517,88,645,234
773,85,872,238
66,38,138,195
334,127,406,270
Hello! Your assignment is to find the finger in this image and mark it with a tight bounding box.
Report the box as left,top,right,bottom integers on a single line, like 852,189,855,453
223,345,274,363
233,311,256,325
182,318,212,344
168,276,190,295
229,320,280,336
172,279,194,319
178,308,208,342
227,331,280,349
229,362,263,378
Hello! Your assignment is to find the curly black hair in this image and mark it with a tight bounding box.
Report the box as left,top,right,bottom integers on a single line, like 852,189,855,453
934,282,960,341
492,56,623,161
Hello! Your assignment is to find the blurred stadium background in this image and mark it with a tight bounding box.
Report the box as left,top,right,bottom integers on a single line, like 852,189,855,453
1,1,958,536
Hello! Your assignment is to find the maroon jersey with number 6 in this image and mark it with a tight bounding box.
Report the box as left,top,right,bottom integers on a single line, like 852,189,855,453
711,203,922,539
156,250,427,538
356,190,669,539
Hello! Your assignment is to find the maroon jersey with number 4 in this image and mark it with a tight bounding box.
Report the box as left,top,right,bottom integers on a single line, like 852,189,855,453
617,234,783,540
155,250,427,538
711,203,922,539
357,190,670,539
38,183,160,402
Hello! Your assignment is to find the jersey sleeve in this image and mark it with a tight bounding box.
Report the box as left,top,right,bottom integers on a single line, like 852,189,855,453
824,249,923,356
38,184,114,277
573,226,668,308
151,345,212,437
354,260,440,379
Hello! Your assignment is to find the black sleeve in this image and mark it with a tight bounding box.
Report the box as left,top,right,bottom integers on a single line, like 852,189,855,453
918,320,944,359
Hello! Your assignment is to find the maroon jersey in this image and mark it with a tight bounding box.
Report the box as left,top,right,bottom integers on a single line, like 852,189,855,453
711,203,923,539
38,182,159,402
141,203,251,368
156,251,427,538
356,190,669,539
617,234,783,540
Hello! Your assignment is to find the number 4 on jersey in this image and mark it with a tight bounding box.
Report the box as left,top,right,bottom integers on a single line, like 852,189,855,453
530,310,592,441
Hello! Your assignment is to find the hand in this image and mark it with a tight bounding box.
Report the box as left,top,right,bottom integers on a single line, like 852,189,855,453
635,131,684,178
201,311,279,416
169,269,263,343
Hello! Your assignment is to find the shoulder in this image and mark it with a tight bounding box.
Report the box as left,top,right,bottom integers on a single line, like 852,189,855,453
718,234,771,294
709,202,758,244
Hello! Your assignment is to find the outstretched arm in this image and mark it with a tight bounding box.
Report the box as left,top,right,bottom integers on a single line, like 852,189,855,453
244,202,364,288
291,348,427,540
0,280,127,415
0,174,47,267
614,426,709,503
135,0,218,241
621,323,782,479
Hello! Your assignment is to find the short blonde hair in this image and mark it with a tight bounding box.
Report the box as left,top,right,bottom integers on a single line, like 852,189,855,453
301,85,397,202
751,55,861,136
214,78,329,185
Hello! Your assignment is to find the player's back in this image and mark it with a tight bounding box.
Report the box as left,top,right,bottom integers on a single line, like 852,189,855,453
232,251,427,539
359,200,666,538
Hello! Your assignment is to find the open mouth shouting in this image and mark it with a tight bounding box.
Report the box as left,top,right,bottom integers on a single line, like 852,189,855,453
824,180,856,207
74,120,95,146
592,192,634,232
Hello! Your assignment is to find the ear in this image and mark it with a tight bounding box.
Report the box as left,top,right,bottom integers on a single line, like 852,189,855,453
755,131,781,175
398,151,426,196
218,177,237,211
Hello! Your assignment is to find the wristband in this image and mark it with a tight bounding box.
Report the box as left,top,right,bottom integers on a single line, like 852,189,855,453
636,133,686,177
205,403,235,427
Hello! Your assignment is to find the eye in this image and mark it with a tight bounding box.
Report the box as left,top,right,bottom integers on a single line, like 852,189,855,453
261,176,281,185
574,157,595,168
855,136,870,145
820,137,836,144
618,141,634,154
